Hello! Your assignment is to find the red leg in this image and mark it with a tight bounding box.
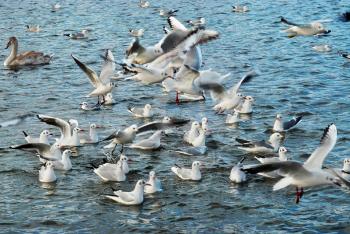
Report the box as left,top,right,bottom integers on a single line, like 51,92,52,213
300,187,304,198
175,92,180,105
295,187,300,204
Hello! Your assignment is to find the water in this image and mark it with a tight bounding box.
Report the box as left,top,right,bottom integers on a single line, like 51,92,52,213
1,0,350,233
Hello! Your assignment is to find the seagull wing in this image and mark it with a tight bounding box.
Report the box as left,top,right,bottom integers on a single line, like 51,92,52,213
37,115,71,139
167,16,188,31
229,71,257,95
304,124,337,170
114,191,135,202
71,55,101,88
283,116,302,130
99,49,115,84
10,143,51,155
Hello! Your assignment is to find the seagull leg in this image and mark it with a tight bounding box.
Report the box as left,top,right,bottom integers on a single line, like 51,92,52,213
300,187,304,198
295,187,304,204
120,145,124,153
175,91,180,105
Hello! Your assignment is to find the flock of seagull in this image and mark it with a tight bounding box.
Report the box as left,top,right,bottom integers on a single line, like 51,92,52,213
2,2,350,206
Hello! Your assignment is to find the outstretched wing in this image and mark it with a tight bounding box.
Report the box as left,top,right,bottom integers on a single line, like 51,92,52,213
304,124,337,170
71,55,101,88
99,49,115,84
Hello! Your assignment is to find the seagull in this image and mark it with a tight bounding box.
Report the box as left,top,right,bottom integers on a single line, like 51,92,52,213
183,121,200,145
80,101,102,111
171,161,202,181
64,30,89,39
242,124,344,203
186,17,206,27
10,142,62,161
105,179,149,205
37,115,81,146
280,17,331,37
80,123,99,144
0,113,34,128
201,117,208,131
159,9,178,17
203,71,257,113
254,147,289,178
137,116,189,133
103,93,115,105
312,45,331,52
340,11,350,22
339,51,350,60
51,3,61,11
94,161,126,182
39,161,57,183
255,147,289,164
191,127,207,147
332,158,350,182
232,5,249,13
230,157,247,183
162,67,229,104
23,130,52,144
236,133,284,153
40,149,72,171
71,50,116,104
139,0,150,8
129,29,145,37
123,63,173,84
273,114,302,132
129,130,163,150
127,104,153,118
144,171,163,194
102,124,138,154
26,25,41,32
126,24,218,65
234,96,254,114
118,154,130,174
226,111,241,124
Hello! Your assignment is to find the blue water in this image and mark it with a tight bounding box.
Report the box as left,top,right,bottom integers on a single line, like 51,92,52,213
1,0,350,233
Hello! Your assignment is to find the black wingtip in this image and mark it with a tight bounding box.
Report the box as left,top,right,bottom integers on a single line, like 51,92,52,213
22,131,28,137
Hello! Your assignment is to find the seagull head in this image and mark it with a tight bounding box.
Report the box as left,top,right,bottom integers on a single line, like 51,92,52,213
145,104,152,110
63,149,72,158
276,114,282,120
149,171,156,179
192,161,202,169
41,130,53,137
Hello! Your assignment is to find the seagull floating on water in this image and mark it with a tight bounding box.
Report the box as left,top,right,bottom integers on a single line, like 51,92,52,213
128,130,164,150
273,114,302,132
64,30,89,39
26,25,41,32
40,149,72,171
105,179,149,205
23,130,52,144
129,29,145,37
94,160,126,182
230,157,247,183
280,17,331,37
144,171,163,194
39,161,57,183
127,104,153,118
236,133,284,153
171,161,202,181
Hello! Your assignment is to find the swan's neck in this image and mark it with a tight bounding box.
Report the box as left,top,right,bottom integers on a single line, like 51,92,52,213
4,41,17,66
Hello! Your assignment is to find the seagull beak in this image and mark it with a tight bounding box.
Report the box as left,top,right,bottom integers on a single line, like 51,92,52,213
95,125,103,129
145,183,152,186
127,159,133,163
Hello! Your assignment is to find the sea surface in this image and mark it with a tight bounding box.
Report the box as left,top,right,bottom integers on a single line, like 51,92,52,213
1,0,350,233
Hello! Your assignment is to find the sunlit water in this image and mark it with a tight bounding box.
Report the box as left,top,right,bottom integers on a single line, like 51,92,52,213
1,0,350,233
